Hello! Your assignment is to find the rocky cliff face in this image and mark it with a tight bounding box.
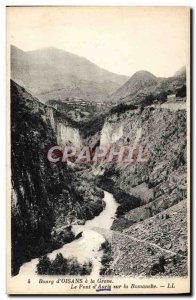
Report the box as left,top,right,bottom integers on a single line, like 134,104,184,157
100,122,124,147
11,81,104,275
95,103,187,276
56,123,81,147
41,103,82,147
98,104,186,212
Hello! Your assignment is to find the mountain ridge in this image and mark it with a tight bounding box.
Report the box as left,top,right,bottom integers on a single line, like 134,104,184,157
110,70,159,103
11,45,129,103
11,45,186,105
173,66,186,77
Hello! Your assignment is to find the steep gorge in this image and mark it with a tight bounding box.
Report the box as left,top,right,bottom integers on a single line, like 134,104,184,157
11,79,188,277
11,81,104,275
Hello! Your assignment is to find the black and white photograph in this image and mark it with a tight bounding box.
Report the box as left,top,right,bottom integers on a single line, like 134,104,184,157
6,6,190,294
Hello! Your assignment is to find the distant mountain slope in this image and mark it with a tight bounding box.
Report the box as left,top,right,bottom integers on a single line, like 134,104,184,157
174,66,186,77
110,70,158,103
11,46,129,103
110,68,186,105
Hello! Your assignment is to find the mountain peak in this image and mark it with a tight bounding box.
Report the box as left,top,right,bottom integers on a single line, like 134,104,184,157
27,46,66,53
11,45,26,54
110,70,158,102
130,70,157,80
11,45,129,103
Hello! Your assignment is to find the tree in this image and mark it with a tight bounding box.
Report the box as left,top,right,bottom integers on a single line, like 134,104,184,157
110,103,137,115
142,93,155,106
69,258,80,275
49,253,68,275
36,255,51,275
80,262,91,275
176,85,186,97
157,91,167,103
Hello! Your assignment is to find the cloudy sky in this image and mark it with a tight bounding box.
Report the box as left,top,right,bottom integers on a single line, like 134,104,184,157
7,6,189,77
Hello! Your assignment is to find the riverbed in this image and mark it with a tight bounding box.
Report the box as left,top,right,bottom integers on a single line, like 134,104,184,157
17,191,118,277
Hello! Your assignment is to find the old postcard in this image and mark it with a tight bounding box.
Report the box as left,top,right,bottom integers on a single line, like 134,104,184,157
6,6,191,294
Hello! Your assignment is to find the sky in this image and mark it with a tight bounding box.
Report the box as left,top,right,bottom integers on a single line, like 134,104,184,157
7,6,189,77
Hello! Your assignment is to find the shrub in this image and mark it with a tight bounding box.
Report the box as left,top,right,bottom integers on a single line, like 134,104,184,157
149,256,166,276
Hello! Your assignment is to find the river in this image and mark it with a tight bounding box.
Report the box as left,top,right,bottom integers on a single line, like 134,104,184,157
17,191,118,277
